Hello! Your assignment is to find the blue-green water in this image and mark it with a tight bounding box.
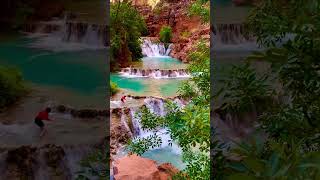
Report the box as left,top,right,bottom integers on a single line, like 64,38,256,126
0,37,106,107
111,73,185,97
142,147,185,170
112,56,187,97
135,56,186,69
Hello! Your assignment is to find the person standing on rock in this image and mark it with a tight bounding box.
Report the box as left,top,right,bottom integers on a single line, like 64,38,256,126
34,107,54,137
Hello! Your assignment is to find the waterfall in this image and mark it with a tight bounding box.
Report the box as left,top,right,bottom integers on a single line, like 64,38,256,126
120,109,133,137
127,98,184,154
212,23,260,51
23,16,107,51
141,38,172,57
119,68,190,79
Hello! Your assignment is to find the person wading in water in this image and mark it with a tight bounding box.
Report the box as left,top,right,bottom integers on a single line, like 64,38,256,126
34,107,54,137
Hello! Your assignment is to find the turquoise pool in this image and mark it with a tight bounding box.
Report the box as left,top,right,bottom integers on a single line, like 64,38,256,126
0,36,106,108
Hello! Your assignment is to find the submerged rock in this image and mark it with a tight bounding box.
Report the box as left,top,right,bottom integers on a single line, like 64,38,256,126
113,154,179,180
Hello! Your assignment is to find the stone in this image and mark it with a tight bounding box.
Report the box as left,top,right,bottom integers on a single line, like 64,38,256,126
6,146,38,179
113,154,179,180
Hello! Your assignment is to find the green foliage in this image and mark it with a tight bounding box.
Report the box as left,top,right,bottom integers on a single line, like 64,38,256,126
159,26,172,46
181,150,210,180
245,0,320,140
188,0,210,23
76,148,108,180
180,30,191,39
183,40,210,105
215,62,273,114
0,65,27,110
110,81,119,96
259,104,316,142
227,137,320,180
126,134,162,156
110,1,147,68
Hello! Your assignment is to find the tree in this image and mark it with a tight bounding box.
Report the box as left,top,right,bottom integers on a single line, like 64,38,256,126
110,1,147,70
159,25,172,47
0,65,28,110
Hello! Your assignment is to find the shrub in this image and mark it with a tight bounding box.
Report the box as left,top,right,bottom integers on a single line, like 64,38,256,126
159,26,172,44
180,30,191,38
0,65,27,109
110,81,119,96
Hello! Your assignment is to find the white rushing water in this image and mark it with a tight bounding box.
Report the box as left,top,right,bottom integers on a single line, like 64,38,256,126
141,38,173,57
119,68,190,79
120,98,185,155
212,23,261,52
23,15,106,52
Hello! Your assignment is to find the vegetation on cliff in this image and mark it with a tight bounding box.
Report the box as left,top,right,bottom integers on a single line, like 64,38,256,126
0,65,28,110
110,81,119,96
110,1,147,70
159,25,172,48
213,0,320,179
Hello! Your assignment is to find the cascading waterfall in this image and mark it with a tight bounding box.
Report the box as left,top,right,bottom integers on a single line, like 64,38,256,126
212,23,260,51
214,23,254,44
119,68,190,78
142,38,172,57
23,14,107,51
126,98,183,154
120,109,133,137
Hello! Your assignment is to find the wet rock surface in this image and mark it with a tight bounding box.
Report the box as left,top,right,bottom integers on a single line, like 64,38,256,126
6,146,38,179
2,142,105,180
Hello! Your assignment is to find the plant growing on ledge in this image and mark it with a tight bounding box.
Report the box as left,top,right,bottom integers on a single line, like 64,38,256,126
159,25,172,48
110,81,119,96
0,65,28,110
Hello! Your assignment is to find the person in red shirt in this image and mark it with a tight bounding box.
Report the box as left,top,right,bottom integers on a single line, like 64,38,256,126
121,96,126,103
34,107,53,137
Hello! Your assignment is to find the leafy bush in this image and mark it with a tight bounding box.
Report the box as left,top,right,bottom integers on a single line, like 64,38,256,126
159,26,172,44
180,30,191,38
227,137,320,180
110,81,119,96
0,65,27,109
188,0,209,23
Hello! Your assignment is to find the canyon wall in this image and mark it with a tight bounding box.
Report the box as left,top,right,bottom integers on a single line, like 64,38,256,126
135,0,210,62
